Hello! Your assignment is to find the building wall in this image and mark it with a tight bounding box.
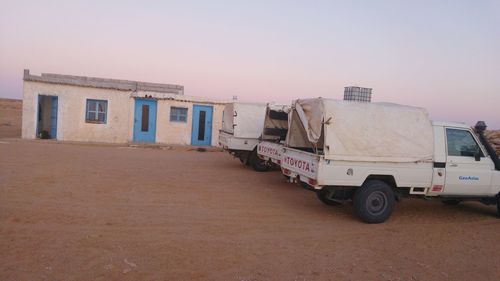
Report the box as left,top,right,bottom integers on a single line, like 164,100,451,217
22,81,226,146
23,81,133,143
155,100,224,145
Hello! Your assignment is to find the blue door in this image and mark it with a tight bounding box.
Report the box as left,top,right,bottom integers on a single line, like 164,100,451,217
133,99,157,143
191,105,213,146
50,96,58,139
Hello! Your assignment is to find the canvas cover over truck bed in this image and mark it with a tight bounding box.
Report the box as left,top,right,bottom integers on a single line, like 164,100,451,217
286,98,434,163
222,102,267,138
261,104,290,141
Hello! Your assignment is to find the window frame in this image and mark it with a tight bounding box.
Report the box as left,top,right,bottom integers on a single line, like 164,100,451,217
445,128,485,158
169,106,188,123
85,99,108,124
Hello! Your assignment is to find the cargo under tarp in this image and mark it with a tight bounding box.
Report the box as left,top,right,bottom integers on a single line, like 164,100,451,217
286,98,434,163
221,102,267,138
262,104,290,141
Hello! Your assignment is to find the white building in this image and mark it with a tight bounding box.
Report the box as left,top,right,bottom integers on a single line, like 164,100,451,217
22,70,227,146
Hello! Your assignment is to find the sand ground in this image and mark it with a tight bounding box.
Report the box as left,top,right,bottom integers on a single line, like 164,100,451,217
0,99,22,138
0,99,499,280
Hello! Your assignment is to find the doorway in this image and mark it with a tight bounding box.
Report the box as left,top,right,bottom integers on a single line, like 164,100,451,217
191,105,213,146
37,95,58,139
133,99,157,143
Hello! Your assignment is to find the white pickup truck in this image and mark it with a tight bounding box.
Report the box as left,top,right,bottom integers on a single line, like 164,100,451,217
257,104,290,167
282,98,500,223
218,102,271,171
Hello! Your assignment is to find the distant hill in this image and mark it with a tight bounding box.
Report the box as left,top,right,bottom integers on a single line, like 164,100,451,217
0,98,22,138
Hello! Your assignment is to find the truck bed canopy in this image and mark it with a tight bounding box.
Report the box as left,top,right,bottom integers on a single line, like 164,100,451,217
221,102,267,138
286,98,434,163
262,104,290,141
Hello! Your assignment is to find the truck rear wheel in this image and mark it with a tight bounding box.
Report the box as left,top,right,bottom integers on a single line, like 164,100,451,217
316,188,341,206
250,149,271,172
353,180,395,224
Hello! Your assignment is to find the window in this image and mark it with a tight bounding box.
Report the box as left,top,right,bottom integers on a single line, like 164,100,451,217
141,105,149,131
170,107,188,122
446,128,483,157
86,99,107,124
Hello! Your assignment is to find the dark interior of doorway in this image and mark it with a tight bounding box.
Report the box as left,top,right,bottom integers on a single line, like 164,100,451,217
37,95,57,139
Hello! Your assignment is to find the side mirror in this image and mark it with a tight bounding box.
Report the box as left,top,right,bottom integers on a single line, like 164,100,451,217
475,151,481,161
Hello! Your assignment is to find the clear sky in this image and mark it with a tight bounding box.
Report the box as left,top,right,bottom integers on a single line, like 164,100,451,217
1,0,499,128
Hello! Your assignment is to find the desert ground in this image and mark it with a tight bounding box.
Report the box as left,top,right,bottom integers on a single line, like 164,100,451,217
0,99,499,281
0,99,22,138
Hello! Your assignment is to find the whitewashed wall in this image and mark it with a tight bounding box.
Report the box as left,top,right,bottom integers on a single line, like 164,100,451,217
156,100,224,146
23,81,133,143
22,81,226,146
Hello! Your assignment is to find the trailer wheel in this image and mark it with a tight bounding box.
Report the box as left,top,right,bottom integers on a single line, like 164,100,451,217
441,199,461,205
353,180,395,224
316,188,341,206
250,149,271,172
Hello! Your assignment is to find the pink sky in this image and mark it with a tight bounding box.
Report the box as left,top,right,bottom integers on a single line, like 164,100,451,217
1,1,499,128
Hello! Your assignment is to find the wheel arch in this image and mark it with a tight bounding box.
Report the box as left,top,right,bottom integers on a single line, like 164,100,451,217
363,174,398,188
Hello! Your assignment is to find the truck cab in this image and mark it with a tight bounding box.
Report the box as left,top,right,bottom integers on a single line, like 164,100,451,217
428,121,500,198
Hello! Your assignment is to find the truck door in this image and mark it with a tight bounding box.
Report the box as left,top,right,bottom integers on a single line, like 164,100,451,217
443,128,492,195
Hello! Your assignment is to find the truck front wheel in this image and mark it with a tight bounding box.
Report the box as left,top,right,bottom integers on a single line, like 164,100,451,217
316,188,341,206
353,180,395,224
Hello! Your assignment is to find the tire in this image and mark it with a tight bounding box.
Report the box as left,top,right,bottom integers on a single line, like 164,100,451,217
249,149,271,172
442,199,461,205
353,180,395,224
316,188,341,206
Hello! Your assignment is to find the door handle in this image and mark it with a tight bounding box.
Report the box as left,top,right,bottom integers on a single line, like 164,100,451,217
449,163,458,167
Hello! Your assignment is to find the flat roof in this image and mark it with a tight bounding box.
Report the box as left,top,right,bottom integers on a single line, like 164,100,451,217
23,69,184,94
